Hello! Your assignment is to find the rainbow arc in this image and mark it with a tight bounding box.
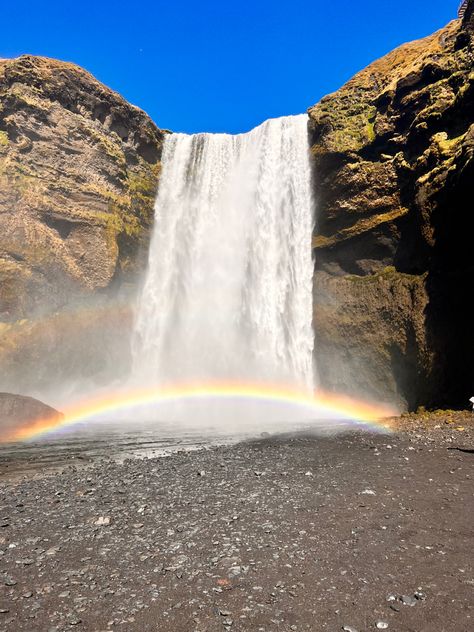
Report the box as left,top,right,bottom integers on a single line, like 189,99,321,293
1,382,397,443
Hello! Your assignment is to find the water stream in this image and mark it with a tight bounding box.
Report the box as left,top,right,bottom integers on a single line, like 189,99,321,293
132,115,315,395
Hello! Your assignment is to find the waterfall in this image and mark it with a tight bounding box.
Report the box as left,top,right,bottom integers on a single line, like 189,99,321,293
131,114,314,397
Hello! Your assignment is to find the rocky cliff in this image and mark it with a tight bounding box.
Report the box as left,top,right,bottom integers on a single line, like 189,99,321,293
309,4,473,409
0,55,164,321
0,56,164,392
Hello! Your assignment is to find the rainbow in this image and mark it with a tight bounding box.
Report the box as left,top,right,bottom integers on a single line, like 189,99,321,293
0,382,397,443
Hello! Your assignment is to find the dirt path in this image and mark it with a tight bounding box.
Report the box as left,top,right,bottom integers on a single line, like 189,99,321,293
0,415,473,631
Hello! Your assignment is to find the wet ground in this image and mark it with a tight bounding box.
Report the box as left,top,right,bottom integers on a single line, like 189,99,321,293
0,413,473,631
0,418,351,480
0,426,226,480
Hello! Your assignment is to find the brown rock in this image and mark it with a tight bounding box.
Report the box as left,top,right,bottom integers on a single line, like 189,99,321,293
0,55,165,321
0,302,133,394
0,392,63,442
309,5,473,409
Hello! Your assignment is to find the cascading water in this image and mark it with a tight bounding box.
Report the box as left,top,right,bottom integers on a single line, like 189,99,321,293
131,114,315,423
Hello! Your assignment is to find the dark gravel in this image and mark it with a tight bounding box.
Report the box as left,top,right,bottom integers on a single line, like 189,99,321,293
0,419,473,631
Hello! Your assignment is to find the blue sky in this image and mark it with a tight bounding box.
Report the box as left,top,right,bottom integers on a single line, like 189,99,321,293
2,0,460,134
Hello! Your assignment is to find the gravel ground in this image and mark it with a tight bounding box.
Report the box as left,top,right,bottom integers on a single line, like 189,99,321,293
0,413,473,632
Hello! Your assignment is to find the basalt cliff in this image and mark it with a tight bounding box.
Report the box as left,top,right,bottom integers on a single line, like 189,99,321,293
310,4,473,409
0,5,473,409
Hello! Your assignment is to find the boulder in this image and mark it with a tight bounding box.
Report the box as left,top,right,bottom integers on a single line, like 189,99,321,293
0,392,63,442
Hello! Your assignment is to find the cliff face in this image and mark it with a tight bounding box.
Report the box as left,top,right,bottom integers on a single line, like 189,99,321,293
309,5,473,409
0,56,164,392
0,55,164,321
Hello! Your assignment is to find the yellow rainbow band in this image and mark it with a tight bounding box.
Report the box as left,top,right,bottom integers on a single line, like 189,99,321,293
1,382,397,443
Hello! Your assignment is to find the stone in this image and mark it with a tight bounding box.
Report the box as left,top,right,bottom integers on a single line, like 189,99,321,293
309,10,474,410
400,595,417,606
0,393,63,442
67,616,82,625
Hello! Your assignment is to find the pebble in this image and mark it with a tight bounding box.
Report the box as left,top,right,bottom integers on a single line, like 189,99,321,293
68,616,82,625
0,426,469,630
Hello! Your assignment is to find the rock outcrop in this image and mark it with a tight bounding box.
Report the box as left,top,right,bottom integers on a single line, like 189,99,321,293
0,392,63,442
309,5,473,409
0,56,164,393
0,55,164,321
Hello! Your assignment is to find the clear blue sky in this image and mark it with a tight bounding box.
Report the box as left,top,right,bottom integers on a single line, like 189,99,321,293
2,0,460,134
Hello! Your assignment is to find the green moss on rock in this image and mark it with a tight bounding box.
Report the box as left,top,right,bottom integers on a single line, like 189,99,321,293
309,11,474,409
